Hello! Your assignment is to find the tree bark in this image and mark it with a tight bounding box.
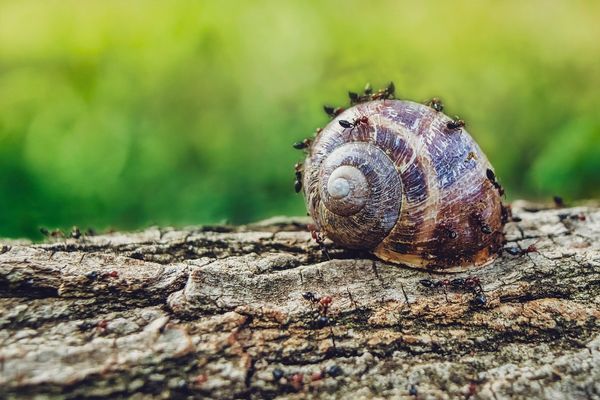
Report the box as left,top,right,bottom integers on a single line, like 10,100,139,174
0,201,598,400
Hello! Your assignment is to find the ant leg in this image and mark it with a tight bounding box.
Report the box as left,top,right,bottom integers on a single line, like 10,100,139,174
400,283,410,306
319,241,331,260
314,231,331,260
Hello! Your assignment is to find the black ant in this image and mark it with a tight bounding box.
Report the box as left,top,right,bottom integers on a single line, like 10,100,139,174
348,91,362,105
302,291,318,302
302,291,334,334
486,168,505,196
323,105,345,118
553,196,565,208
294,163,303,193
71,226,81,239
558,212,586,222
446,116,465,130
471,291,487,307
419,276,486,306
470,211,493,235
371,82,395,100
338,115,369,129
503,243,539,256
292,138,312,150
419,277,481,290
426,97,444,112
438,222,458,239
348,83,378,104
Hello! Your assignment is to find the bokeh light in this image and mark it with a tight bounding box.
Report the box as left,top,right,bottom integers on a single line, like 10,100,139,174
1,0,599,238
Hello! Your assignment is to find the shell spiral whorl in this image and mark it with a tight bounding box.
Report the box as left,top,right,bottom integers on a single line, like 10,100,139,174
300,90,506,271
314,141,402,249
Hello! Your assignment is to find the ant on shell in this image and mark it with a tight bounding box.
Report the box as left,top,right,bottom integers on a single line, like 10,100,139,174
446,116,465,130
426,97,444,112
485,168,505,196
292,137,313,150
371,81,395,100
348,82,395,104
323,105,345,118
338,115,369,130
294,163,303,193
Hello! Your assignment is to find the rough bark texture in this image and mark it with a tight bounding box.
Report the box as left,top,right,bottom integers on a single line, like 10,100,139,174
0,201,599,400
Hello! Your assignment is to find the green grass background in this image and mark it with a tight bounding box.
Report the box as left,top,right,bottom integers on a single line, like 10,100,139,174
1,0,599,238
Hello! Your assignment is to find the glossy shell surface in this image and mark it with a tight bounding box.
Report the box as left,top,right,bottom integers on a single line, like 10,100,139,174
302,99,504,271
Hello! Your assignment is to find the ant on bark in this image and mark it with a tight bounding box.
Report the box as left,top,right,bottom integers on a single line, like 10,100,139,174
419,276,487,306
503,243,539,257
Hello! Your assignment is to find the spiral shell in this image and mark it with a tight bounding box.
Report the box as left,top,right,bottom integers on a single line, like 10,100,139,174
302,99,505,271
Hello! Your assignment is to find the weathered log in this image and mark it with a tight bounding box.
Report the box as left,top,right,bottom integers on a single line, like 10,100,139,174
0,201,598,399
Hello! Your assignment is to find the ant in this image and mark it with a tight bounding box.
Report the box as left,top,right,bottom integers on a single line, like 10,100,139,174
40,228,66,239
323,105,345,118
348,91,368,105
426,97,444,112
558,212,586,222
302,291,335,334
465,151,478,162
486,168,505,196
446,116,465,130
438,222,458,239
338,115,369,129
419,277,481,291
348,83,378,104
294,163,303,193
371,82,395,100
553,196,565,208
307,223,330,260
470,211,493,235
503,243,539,256
71,226,81,239
419,276,486,306
301,292,333,314
292,138,312,150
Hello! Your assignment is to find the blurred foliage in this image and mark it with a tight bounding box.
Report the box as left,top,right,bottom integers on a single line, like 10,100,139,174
1,0,599,238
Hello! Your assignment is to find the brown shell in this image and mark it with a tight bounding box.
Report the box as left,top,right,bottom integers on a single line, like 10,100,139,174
302,99,505,271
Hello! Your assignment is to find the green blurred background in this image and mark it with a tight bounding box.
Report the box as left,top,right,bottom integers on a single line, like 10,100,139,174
1,0,599,239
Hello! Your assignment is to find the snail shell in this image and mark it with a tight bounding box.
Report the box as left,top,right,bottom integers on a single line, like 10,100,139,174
302,99,505,271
